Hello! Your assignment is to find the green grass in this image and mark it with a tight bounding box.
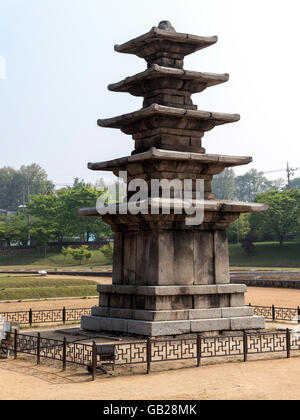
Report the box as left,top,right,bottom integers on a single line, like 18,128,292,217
229,241,300,268
0,276,97,289
0,249,112,271
0,285,97,301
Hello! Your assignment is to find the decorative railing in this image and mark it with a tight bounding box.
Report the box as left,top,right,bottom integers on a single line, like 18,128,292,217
1,329,300,380
1,304,300,327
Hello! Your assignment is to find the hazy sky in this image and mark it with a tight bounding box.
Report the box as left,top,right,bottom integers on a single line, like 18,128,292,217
1,0,300,186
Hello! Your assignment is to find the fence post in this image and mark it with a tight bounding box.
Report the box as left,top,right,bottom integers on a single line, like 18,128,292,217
92,341,97,381
29,308,33,327
62,336,67,371
286,329,291,359
272,305,276,321
243,331,248,362
37,332,41,365
14,329,18,360
62,307,66,325
197,334,202,367
146,338,152,374
298,307,300,325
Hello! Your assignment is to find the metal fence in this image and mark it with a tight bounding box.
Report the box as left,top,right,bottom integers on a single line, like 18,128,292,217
0,307,91,326
251,304,300,323
1,329,300,380
1,304,300,327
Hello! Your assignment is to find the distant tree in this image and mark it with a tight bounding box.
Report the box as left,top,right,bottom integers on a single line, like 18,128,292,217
212,168,236,200
250,190,300,246
0,164,54,211
235,169,280,202
0,213,28,246
101,242,114,264
241,230,259,256
228,214,250,243
27,186,113,243
285,177,300,190
65,245,92,265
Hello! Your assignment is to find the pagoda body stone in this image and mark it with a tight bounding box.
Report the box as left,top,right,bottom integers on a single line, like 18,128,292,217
79,22,266,336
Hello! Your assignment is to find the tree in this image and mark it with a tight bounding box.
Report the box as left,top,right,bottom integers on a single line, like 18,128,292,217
212,168,236,200
228,213,250,243
235,169,280,202
27,186,113,244
250,190,300,246
286,177,300,190
101,242,114,264
0,213,28,246
64,245,92,265
0,164,54,211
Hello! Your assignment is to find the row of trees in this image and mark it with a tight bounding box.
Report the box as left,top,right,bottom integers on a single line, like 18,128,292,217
0,184,113,249
211,168,299,202
229,190,300,246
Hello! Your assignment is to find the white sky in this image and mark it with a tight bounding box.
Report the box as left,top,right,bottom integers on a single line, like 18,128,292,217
1,0,300,185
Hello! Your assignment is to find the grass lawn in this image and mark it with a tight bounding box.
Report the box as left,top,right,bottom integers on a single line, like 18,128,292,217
0,275,98,301
229,241,300,268
0,249,112,271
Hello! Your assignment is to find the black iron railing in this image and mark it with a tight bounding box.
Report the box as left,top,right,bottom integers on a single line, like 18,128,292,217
1,304,300,327
1,329,300,380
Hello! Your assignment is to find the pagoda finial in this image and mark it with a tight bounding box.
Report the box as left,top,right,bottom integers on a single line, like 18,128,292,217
158,20,176,32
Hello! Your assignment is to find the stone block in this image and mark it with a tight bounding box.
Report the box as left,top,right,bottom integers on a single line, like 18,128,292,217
189,308,222,320
191,318,231,332
230,293,245,307
217,284,247,294
110,308,133,319
133,310,189,321
230,316,265,331
101,317,129,333
81,315,102,332
221,306,253,318
127,320,191,336
91,306,109,317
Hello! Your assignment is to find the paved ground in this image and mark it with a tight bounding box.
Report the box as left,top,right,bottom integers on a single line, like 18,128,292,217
0,357,299,400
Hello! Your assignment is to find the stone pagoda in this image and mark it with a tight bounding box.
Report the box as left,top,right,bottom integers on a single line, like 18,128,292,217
79,21,266,336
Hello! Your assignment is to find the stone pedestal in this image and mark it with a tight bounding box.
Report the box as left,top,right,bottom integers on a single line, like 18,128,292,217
79,21,266,336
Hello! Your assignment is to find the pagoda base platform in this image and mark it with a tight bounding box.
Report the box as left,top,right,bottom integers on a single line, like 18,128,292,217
81,283,265,336
81,315,265,337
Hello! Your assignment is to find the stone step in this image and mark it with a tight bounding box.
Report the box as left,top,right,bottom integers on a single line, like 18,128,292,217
81,315,265,336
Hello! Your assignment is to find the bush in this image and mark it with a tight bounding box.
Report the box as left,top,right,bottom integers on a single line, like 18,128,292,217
101,242,114,264
62,245,92,265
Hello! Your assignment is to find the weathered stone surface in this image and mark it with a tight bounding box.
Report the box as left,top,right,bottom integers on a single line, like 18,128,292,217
189,308,222,320
91,306,109,317
127,320,191,336
191,318,231,332
230,316,265,331
230,293,245,307
221,306,253,318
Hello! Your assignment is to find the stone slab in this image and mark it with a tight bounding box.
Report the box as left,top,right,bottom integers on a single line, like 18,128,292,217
221,306,253,318
230,316,265,331
189,308,222,320
191,318,231,332
127,320,191,336
97,284,246,296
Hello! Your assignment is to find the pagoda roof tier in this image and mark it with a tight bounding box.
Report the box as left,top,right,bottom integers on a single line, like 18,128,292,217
77,199,267,218
114,25,217,61
97,104,240,131
108,65,229,96
88,148,252,172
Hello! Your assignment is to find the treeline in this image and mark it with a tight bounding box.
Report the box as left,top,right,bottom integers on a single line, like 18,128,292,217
0,164,115,248
212,169,300,245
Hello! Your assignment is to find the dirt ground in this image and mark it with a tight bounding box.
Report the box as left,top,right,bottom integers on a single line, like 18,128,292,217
245,287,300,308
0,356,299,400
